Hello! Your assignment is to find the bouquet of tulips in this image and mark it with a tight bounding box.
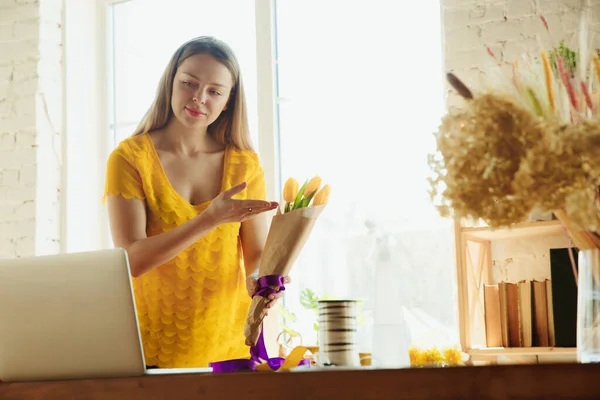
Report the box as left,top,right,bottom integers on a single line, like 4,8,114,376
244,175,330,346
282,176,331,213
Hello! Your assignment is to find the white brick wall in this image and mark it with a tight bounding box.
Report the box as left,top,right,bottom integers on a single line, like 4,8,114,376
442,0,600,108
0,0,62,258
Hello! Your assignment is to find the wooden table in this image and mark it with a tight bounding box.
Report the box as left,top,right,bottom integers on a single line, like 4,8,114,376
1,363,599,399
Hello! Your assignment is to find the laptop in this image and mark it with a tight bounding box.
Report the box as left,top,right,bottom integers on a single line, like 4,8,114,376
0,248,211,383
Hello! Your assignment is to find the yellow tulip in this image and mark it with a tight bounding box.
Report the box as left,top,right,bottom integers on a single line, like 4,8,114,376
312,184,330,206
283,177,299,203
304,175,322,197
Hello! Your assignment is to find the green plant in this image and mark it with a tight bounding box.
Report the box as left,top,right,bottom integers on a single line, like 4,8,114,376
299,288,333,334
275,302,299,338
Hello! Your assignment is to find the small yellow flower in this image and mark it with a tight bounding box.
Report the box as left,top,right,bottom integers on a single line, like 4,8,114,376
312,184,331,206
408,346,421,367
422,346,443,366
304,175,322,197
283,177,299,203
443,346,464,366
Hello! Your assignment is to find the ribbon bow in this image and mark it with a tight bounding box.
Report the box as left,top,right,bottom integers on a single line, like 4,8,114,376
209,275,310,373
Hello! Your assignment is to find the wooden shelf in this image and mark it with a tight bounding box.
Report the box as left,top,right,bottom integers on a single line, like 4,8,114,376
460,220,565,241
466,347,575,357
455,218,574,365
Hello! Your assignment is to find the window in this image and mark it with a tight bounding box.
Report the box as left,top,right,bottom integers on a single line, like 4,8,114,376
101,0,456,363
273,0,457,359
107,0,260,149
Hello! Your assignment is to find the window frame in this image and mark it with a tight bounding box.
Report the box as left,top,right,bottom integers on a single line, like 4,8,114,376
62,0,118,253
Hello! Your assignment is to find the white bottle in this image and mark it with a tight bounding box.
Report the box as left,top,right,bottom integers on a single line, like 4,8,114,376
370,225,411,368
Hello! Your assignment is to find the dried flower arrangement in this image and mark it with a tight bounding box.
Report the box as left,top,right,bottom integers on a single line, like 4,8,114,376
428,10,600,251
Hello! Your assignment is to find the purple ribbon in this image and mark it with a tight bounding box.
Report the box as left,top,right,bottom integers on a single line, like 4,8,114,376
209,275,309,373
210,358,256,373
252,275,286,299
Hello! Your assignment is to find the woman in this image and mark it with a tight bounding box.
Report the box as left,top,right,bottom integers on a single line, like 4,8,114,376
104,36,282,368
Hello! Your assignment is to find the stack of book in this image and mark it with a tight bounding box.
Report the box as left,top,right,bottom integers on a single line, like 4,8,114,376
483,248,578,348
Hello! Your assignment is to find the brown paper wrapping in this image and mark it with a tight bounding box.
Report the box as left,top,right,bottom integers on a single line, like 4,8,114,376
243,204,326,346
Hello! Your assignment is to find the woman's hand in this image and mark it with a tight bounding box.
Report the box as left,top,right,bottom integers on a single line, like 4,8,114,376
246,275,292,315
204,182,278,226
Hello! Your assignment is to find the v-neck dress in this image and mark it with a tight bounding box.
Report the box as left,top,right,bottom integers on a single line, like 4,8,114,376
103,133,266,368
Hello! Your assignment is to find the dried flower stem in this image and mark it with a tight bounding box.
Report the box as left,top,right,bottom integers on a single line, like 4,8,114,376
542,51,556,110
593,54,600,84
446,73,473,99
558,57,579,110
527,87,543,116
540,15,549,32
581,81,594,112
567,246,578,287
555,209,600,250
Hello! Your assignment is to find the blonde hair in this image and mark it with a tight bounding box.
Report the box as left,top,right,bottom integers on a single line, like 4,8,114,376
132,36,254,151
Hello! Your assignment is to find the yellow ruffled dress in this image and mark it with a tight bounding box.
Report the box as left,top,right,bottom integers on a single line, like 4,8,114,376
104,133,265,368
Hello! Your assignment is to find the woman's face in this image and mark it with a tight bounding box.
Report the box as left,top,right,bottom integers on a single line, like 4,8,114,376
171,53,234,129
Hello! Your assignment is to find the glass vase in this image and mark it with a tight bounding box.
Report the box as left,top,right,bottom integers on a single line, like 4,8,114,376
577,249,600,363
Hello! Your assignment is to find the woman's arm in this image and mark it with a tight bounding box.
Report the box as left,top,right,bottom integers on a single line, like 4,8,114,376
108,182,276,278
107,196,218,277
240,211,270,277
